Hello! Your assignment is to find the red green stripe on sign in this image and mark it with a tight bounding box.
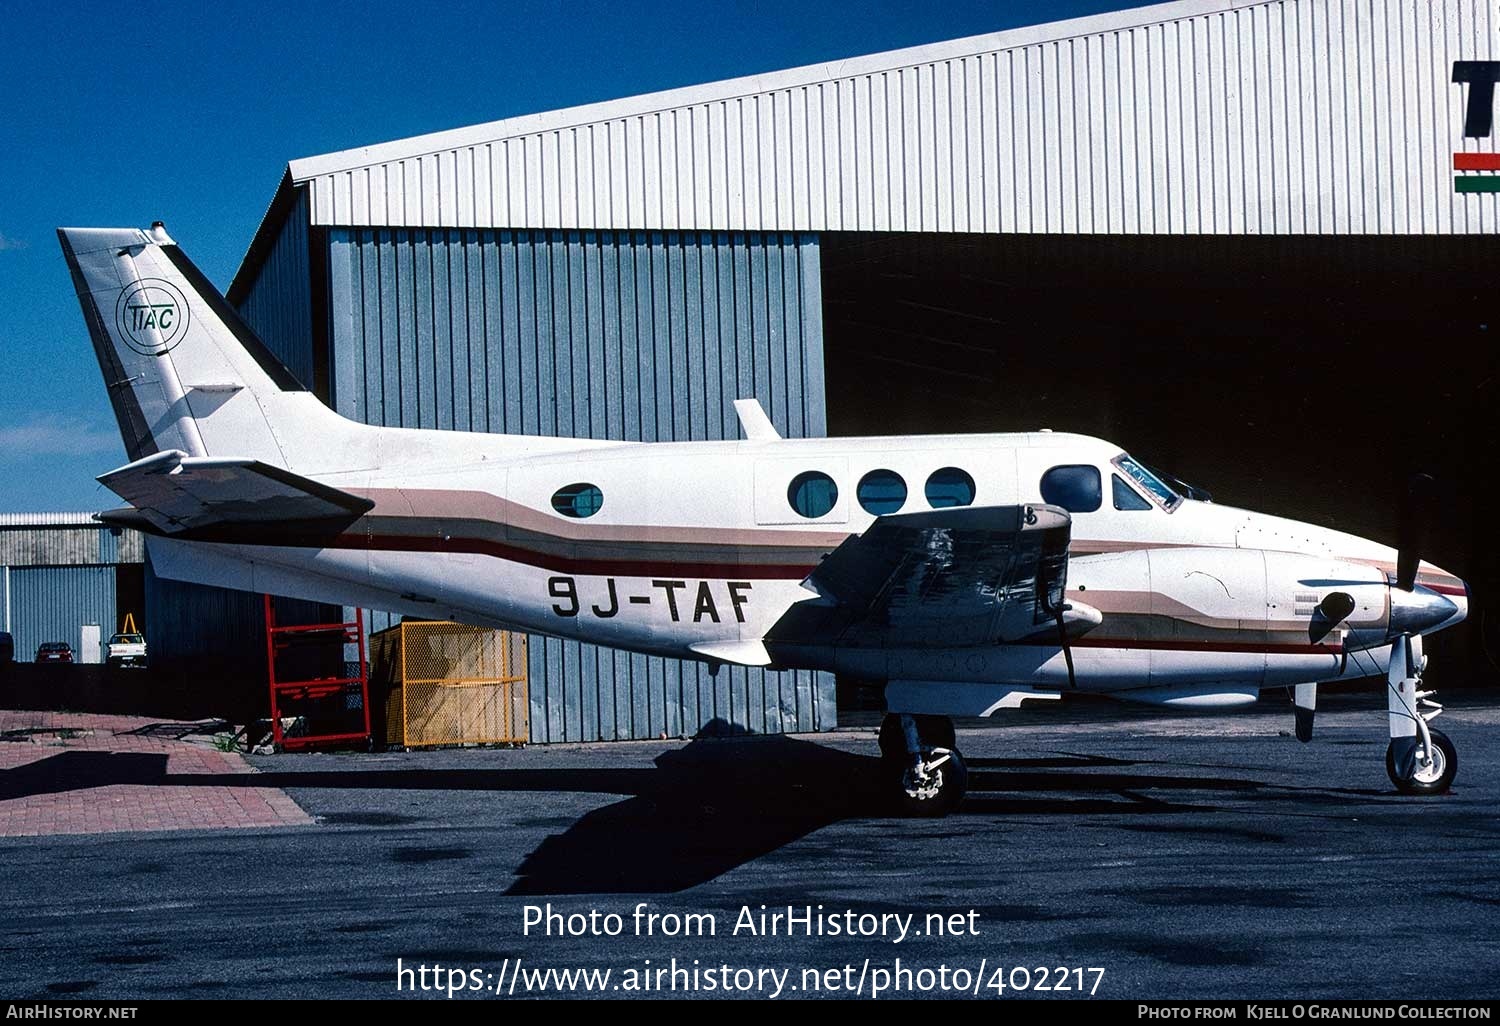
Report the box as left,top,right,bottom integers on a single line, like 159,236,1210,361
1454,153,1500,170
1455,176,1500,193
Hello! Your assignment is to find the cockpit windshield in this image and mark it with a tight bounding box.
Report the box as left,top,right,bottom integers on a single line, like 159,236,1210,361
1142,462,1213,503
1111,453,1182,512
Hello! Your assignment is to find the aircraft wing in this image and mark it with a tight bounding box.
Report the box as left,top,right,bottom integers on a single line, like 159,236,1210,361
767,504,1101,650
96,449,373,535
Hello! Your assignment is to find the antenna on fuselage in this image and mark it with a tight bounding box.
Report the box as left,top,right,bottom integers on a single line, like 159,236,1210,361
733,398,781,442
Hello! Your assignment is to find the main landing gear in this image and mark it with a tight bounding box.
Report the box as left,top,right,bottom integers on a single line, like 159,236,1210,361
879,714,967,816
1385,633,1458,795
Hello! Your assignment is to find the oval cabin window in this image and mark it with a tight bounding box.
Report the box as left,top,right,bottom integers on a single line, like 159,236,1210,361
924,467,976,508
787,471,839,518
857,469,908,515
551,483,604,518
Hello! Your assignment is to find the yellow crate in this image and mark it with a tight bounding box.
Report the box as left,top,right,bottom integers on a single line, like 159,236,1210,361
371,621,528,747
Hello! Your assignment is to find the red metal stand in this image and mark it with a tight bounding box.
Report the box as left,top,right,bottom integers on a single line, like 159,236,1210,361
264,595,370,750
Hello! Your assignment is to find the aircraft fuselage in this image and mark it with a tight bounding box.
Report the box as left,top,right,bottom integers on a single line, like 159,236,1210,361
145,429,1466,706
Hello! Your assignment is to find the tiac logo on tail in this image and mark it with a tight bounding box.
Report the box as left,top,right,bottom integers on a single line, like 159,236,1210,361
115,279,190,355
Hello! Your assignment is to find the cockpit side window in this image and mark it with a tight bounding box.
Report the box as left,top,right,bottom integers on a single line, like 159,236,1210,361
1112,474,1153,511
1040,465,1102,513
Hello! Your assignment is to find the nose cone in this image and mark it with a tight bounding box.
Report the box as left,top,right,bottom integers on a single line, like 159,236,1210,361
1442,576,1471,631
1389,582,1464,637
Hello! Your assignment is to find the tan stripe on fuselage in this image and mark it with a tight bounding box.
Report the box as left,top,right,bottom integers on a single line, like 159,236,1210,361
345,487,1462,590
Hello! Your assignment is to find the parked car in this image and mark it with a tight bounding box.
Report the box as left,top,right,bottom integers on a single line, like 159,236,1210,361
107,632,147,668
35,642,73,664
0,631,12,663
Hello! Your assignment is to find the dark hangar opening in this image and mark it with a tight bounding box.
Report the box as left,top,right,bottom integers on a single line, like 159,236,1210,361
819,232,1500,688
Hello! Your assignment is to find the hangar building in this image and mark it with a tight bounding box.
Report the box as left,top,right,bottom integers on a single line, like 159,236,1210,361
0,515,143,663
225,0,1500,743
0,515,322,696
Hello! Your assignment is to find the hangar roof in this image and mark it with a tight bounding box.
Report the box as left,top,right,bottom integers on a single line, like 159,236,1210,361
243,0,1494,279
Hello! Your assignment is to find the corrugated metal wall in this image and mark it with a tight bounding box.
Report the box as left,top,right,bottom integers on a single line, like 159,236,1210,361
235,189,316,387
141,551,331,677
325,227,835,742
7,566,116,663
142,554,266,674
325,228,827,439
0,518,143,566
294,0,1497,236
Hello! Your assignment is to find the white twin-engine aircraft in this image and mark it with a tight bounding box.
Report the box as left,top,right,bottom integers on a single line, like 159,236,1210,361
60,224,1470,814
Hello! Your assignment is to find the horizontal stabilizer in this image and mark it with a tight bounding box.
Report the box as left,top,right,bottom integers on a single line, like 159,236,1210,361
97,450,372,534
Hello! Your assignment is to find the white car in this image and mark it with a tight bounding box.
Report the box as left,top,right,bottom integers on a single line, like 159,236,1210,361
106,633,147,669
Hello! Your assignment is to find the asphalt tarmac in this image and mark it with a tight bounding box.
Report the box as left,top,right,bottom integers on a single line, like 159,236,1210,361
2,691,1497,1001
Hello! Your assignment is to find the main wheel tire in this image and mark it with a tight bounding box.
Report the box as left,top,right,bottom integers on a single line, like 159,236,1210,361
893,748,968,817
1386,729,1457,795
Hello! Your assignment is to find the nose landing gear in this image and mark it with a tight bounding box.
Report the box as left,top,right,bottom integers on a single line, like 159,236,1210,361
1385,634,1458,795
1387,728,1457,795
879,714,968,816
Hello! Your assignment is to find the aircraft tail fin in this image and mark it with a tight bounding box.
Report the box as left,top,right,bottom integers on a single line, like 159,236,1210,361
57,224,346,471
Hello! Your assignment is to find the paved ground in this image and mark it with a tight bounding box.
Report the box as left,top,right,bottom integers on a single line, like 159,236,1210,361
0,711,309,836
0,692,1496,1000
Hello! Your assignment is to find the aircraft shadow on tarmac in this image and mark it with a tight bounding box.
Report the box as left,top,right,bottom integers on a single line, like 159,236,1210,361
1,732,1404,894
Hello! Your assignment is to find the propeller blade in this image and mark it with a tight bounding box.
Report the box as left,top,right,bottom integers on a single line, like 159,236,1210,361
1309,591,1356,644
1396,473,1437,592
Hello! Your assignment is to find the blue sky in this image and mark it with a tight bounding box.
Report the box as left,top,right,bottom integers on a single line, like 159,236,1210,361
0,0,1122,511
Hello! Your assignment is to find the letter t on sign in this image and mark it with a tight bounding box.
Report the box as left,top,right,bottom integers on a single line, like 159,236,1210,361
1453,61,1500,138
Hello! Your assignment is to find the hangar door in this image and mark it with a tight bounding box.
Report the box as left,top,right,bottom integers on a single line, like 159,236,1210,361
7,566,117,664
820,233,1499,689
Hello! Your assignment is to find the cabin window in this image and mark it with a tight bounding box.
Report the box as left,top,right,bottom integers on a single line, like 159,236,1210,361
551,483,604,518
857,469,907,515
924,467,976,508
1040,465,1102,513
1112,474,1153,510
787,471,839,518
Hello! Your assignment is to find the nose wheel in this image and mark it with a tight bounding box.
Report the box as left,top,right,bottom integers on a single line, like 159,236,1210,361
1387,728,1457,795
879,714,967,816
1385,633,1458,796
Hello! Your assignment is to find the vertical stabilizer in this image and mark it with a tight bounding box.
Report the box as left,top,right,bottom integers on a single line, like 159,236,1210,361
58,224,322,469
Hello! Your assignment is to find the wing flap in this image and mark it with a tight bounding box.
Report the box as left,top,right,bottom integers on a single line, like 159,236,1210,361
768,503,1097,649
97,450,373,534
